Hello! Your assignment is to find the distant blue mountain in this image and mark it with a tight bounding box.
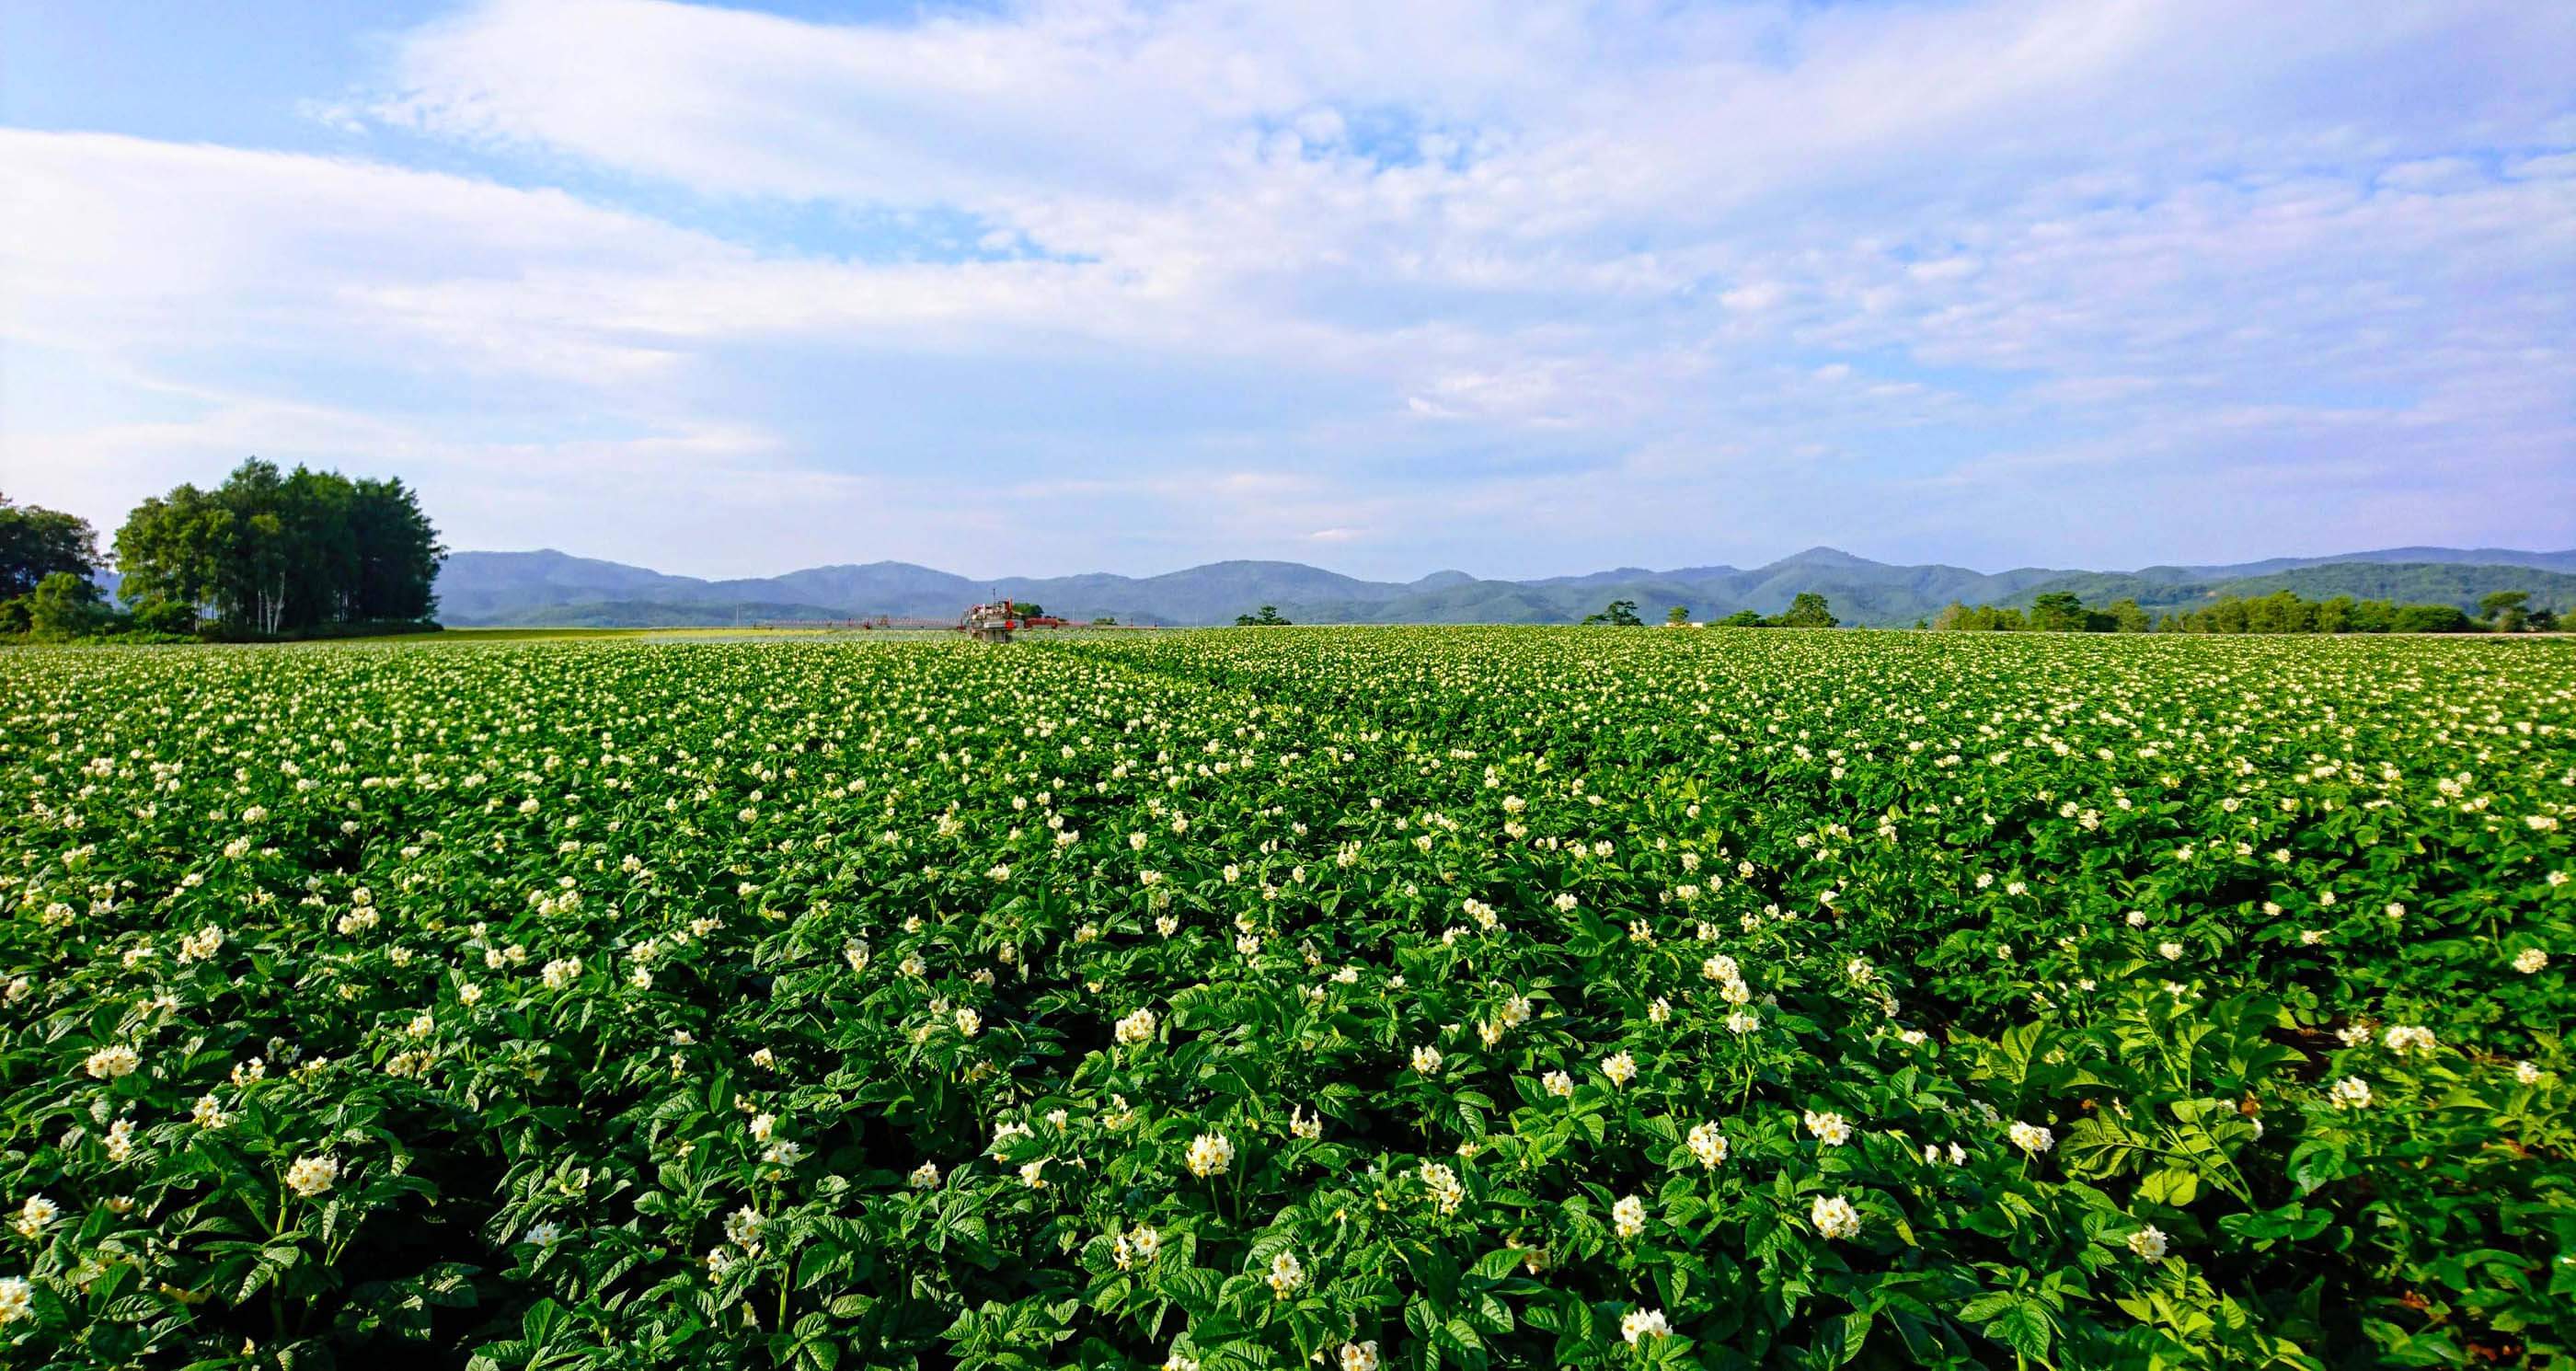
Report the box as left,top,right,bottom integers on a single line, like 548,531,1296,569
427,545,2576,628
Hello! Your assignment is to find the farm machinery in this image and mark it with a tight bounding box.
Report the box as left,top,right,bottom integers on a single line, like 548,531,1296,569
959,602,1082,641
960,601,1018,643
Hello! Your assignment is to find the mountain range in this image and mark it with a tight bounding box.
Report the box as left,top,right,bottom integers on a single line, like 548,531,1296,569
430,546,2576,628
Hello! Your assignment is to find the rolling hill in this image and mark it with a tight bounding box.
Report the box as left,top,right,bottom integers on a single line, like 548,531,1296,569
2004,562,2576,622
423,547,2576,628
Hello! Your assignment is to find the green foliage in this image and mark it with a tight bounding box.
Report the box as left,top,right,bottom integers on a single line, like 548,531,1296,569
2481,592,2529,633
2018,562,2575,625
1010,603,1045,618
2386,603,2472,634
0,497,102,599
1703,596,1840,630
0,629,2567,1369
1771,593,1838,628
125,595,198,637
113,458,443,639
1946,587,2524,636
1933,602,2029,631
1578,599,1643,628
1939,594,2155,633
24,572,114,641
1665,605,1690,625
2029,592,2089,632
1235,605,1293,626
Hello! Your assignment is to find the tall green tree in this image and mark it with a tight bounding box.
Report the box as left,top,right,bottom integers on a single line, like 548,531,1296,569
113,458,443,638
2480,591,2530,632
2029,592,2088,631
1774,593,1838,628
348,478,442,620
111,484,232,629
26,572,110,640
0,494,101,597
1581,599,1643,627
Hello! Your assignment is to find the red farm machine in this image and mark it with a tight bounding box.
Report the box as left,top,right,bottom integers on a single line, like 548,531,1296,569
960,601,1018,643
959,601,1079,641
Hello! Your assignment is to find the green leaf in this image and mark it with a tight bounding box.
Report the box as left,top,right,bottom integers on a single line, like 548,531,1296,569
1986,1296,2054,1361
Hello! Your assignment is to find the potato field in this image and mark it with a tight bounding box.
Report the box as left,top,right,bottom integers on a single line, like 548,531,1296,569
1,628,2570,1370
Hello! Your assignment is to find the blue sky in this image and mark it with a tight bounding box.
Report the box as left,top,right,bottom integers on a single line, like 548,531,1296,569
2,0,2570,580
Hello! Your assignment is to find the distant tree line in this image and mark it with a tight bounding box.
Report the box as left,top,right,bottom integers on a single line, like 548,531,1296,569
1235,605,1292,626
1,459,443,643
1933,592,2154,632
1712,593,1840,628
1932,588,2556,635
1590,593,1842,628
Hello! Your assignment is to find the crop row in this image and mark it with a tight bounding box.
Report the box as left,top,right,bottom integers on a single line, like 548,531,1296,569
0,629,2569,1368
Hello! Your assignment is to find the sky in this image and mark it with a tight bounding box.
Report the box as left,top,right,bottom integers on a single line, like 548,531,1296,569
2,0,2571,582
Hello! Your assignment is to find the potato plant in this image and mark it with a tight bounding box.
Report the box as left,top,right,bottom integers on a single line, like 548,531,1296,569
0,629,2568,1369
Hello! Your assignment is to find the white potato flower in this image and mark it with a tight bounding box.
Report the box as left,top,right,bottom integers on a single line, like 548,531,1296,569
1809,1193,1862,1239
2382,1025,2436,1057
14,1195,59,1239
284,1156,339,1198
1185,1133,1234,1178
1687,1123,1730,1169
1418,1161,1465,1215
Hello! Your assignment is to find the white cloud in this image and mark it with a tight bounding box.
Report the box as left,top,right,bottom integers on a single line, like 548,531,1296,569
4,0,2572,576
